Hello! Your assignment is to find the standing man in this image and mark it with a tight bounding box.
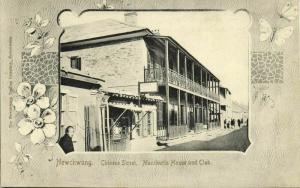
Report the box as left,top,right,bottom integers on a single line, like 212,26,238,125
59,126,75,154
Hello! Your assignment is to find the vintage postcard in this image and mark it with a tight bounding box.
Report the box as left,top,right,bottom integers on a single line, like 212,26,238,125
1,0,299,187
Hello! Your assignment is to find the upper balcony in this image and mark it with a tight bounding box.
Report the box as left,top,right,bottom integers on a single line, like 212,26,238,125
144,67,220,102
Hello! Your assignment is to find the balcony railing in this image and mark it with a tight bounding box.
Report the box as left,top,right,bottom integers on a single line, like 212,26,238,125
145,67,220,102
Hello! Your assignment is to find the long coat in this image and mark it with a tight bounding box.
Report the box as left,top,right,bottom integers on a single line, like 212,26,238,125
59,134,74,154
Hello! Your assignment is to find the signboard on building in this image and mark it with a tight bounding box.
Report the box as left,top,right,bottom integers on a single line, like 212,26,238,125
139,81,158,93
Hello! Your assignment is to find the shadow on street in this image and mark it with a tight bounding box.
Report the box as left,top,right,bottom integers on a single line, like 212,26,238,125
157,126,250,152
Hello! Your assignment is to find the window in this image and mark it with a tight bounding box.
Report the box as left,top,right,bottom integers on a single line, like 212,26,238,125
70,56,81,70
169,104,178,126
181,105,186,124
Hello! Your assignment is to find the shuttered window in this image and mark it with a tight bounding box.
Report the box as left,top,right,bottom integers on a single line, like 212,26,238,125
70,56,81,70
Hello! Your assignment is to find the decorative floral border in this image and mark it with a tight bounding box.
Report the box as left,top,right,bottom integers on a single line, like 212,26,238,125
10,82,58,174
23,14,55,56
6,0,298,177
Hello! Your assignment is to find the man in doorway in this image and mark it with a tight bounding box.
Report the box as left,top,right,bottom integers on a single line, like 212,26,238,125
59,126,75,154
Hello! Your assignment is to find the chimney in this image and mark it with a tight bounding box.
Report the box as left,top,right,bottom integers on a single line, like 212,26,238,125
124,12,137,26
151,29,160,35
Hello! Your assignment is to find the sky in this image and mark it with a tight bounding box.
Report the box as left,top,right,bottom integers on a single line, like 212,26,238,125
59,11,251,106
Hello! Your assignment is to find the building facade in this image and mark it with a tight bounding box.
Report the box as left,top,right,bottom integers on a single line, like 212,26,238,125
60,13,221,145
60,70,160,152
220,86,232,127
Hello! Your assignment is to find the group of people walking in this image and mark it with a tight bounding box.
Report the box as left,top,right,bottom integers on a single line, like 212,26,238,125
223,118,247,129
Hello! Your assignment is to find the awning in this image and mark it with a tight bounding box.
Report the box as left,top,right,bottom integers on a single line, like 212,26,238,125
103,88,163,102
109,102,142,112
108,102,157,112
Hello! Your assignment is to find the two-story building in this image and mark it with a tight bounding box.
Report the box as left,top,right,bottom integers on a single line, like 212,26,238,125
220,86,232,127
60,12,221,146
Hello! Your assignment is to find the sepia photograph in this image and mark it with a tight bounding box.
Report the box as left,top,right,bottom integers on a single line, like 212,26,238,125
58,11,250,152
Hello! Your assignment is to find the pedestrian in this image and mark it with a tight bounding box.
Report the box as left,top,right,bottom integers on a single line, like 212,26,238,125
238,119,241,128
233,119,235,128
224,119,227,129
59,126,75,154
227,122,230,129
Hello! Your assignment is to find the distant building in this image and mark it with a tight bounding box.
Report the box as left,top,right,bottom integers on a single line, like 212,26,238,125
220,85,248,127
60,12,221,150
231,101,248,122
220,86,232,127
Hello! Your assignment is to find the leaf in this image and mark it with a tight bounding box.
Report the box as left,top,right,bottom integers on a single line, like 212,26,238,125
23,19,32,27
40,19,49,27
51,103,57,111
23,154,32,162
9,155,17,163
15,142,22,153
23,156,29,162
25,42,38,49
30,45,42,56
43,31,49,37
50,97,58,108
44,37,55,49
35,14,42,24
25,27,36,35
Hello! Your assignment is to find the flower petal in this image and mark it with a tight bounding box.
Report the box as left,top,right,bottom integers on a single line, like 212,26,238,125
35,14,42,24
36,97,50,109
25,42,39,49
17,82,31,98
43,124,56,138
12,97,27,111
17,119,34,135
40,19,49,27
25,27,36,35
41,109,56,123
30,45,42,57
30,129,45,144
27,104,41,120
32,83,46,98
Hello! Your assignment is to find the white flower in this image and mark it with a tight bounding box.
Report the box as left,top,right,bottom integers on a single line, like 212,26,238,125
12,82,50,113
17,105,56,144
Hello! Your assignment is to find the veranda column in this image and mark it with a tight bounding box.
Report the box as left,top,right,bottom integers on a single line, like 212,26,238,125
165,39,170,138
184,56,188,133
192,62,195,132
177,50,181,136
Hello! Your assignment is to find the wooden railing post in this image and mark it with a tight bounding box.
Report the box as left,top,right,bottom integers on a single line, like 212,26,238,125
165,39,170,138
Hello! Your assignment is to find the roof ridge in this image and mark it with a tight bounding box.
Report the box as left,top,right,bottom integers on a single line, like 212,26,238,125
63,18,145,30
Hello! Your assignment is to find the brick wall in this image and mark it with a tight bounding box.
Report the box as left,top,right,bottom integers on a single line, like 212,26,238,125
61,38,148,95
